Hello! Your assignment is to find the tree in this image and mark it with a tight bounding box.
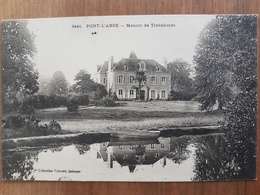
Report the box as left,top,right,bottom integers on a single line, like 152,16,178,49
73,70,96,93
167,59,195,100
193,15,257,110
49,71,68,95
133,70,147,100
223,16,257,179
93,84,108,100
2,20,39,112
193,15,257,179
72,70,107,100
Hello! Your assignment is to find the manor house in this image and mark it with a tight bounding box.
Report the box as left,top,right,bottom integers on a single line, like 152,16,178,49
93,52,171,100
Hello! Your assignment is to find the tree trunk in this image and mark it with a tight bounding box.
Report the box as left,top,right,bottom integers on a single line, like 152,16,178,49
217,93,223,110
146,86,150,101
138,83,141,100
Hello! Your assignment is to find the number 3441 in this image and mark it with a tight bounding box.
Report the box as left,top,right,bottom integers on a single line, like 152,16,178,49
72,25,82,28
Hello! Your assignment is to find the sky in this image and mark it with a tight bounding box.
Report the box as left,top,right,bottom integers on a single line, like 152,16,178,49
27,15,215,84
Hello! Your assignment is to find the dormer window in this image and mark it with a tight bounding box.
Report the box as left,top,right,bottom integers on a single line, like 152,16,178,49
138,61,146,71
124,66,128,70
155,67,160,72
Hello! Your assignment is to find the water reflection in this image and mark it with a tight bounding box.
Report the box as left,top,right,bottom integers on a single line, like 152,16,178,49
104,138,170,171
2,133,255,181
2,150,39,181
192,133,256,181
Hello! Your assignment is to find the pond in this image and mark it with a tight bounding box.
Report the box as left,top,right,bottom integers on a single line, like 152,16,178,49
2,133,255,182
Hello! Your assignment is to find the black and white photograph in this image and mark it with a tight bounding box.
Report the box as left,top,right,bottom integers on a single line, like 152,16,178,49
1,15,257,182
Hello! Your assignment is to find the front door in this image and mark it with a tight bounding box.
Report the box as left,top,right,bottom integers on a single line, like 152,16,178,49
140,90,145,101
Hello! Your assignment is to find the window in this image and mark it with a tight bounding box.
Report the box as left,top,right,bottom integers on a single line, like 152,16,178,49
161,76,166,84
151,90,156,99
118,75,124,83
138,61,146,71
118,89,123,97
151,144,155,149
129,75,135,83
151,76,156,84
129,89,134,98
155,67,160,72
118,89,124,98
161,90,166,99
103,78,106,84
124,66,128,70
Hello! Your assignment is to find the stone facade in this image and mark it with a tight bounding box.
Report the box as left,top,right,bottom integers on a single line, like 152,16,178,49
93,52,171,100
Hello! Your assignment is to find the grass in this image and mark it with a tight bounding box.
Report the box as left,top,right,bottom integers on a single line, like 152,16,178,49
34,101,224,133
2,125,72,140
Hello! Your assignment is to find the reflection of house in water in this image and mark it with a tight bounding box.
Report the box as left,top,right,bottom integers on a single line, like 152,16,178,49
96,142,109,162
97,138,171,172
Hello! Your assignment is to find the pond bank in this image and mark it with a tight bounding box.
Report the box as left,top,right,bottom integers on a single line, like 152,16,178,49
2,133,111,150
159,125,221,137
2,125,221,150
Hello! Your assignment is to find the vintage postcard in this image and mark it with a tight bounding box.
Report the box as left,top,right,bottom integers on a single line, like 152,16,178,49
1,15,257,182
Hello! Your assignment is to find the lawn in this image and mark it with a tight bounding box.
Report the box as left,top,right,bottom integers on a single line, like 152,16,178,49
35,101,224,133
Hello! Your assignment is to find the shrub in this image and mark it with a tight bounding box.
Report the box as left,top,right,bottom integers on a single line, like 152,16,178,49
111,92,118,101
222,88,257,179
100,96,116,107
3,100,19,114
77,94,89,106
2,115,40,129
48,119,62,131
67,96,79,113
17,102,35,115
170,90,197,101
47,95,67,108
24,95,68,109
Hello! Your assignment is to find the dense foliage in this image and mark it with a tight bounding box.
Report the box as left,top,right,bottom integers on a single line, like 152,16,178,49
193,15,257,181
17,101,35,115
73,69,96,93
2,20,39,113
72,69,107,100
193,15,257,110
66,95,80,113
100,96,116,107
22,94,67,109
223,88,257,179
2,115,63,139
167,59,196,100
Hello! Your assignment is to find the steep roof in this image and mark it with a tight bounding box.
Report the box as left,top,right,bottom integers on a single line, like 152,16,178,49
97,65,102,72
98,61,108,73
112,58,169,73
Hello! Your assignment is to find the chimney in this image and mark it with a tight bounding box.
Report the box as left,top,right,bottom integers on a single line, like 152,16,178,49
163,57,168,69
108,56,114,72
